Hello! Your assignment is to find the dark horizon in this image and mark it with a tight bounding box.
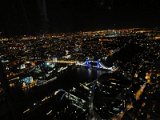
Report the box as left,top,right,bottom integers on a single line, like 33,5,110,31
0,0,160,35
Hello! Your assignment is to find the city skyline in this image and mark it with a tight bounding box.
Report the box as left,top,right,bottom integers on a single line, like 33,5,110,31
1,1,160,120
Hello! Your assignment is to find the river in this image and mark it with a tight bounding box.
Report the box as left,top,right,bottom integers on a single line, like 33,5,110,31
11,66,107,119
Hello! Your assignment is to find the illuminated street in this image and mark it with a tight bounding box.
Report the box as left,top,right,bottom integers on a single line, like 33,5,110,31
1,0,160,120
0,28,160,120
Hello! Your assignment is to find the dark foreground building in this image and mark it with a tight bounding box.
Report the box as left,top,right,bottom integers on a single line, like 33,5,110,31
0,62,18,120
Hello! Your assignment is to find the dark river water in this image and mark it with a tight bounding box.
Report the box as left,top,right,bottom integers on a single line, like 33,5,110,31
11,66,107,119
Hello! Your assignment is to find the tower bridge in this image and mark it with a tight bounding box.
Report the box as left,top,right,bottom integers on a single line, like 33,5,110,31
46,58,118,72
77,59,117,71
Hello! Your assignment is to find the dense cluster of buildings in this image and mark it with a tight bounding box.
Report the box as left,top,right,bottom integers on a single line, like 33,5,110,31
0,28,160,119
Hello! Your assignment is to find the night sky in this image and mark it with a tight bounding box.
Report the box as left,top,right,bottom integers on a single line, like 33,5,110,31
0,0,160,35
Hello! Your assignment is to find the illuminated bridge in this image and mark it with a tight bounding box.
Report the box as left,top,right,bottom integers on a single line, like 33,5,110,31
77,59,117,71
47,59,118,72
46,60,77,64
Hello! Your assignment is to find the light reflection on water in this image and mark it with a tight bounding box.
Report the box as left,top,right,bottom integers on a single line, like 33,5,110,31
75,67,107,82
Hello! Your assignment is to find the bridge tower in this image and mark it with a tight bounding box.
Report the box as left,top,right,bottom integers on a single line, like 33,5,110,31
85,58,91,67
96,59,101,69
